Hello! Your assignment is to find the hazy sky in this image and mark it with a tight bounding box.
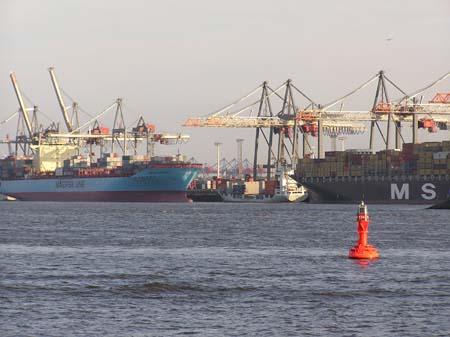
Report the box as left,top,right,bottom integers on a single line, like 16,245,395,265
1,0,449,163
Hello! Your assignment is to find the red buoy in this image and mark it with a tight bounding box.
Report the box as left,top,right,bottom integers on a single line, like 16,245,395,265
348,201,379,259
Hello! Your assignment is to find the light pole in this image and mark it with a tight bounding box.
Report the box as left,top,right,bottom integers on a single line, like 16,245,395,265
214,142,222,178
236,139,244,178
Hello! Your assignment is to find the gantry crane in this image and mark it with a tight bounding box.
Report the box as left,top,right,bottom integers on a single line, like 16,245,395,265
183,70,450,178
48,67,73,133
183,78,365,178
1,68,191,160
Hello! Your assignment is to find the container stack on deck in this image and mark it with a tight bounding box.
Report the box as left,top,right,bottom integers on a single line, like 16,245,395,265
297,141,450,179
0,157,34,179
63,155,90,169
0,152,191,180
98,153,122,169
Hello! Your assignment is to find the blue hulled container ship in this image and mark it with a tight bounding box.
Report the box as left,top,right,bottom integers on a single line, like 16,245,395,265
0,162,200,202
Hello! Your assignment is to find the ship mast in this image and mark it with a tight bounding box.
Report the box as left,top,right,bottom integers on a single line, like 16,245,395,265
48,67,73,132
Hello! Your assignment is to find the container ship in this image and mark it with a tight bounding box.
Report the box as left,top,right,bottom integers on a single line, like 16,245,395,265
0,154,200,202
296,141,450,204
0,68,200,202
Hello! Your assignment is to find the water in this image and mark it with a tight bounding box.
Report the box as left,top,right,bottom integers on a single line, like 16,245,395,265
1,202,449,336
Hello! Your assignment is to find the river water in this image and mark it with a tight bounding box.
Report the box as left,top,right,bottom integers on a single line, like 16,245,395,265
1,202,449,336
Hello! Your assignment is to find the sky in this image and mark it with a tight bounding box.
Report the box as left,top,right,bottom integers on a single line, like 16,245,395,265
1,0,449,164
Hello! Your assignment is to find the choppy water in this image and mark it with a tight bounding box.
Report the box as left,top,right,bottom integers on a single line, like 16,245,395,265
1,202,449,336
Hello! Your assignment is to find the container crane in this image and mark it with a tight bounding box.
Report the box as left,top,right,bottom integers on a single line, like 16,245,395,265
183,71,450,175
2,69,193,164
48,67,73,132
183,79,366,177
9,72,33,139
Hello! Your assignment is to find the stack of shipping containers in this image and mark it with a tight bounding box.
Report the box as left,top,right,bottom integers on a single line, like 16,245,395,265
297,141,450,179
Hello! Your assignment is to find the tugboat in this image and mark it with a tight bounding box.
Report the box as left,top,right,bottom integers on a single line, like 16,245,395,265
219,167,308,203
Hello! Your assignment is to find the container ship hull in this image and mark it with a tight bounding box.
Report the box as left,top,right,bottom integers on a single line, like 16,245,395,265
297,141,450,204
302,177,450,204
0,167,200,202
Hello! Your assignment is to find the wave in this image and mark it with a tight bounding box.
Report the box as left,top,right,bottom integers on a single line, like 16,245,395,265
114,281,256,295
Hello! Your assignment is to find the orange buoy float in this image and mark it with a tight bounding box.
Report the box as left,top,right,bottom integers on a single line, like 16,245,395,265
348,201,379,259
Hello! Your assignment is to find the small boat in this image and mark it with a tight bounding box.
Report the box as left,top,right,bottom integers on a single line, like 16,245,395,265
0,194,16,201
219,167,308,203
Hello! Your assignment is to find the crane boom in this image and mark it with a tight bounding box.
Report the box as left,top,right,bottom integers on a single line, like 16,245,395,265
48,67,73,132
9,72,33,138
